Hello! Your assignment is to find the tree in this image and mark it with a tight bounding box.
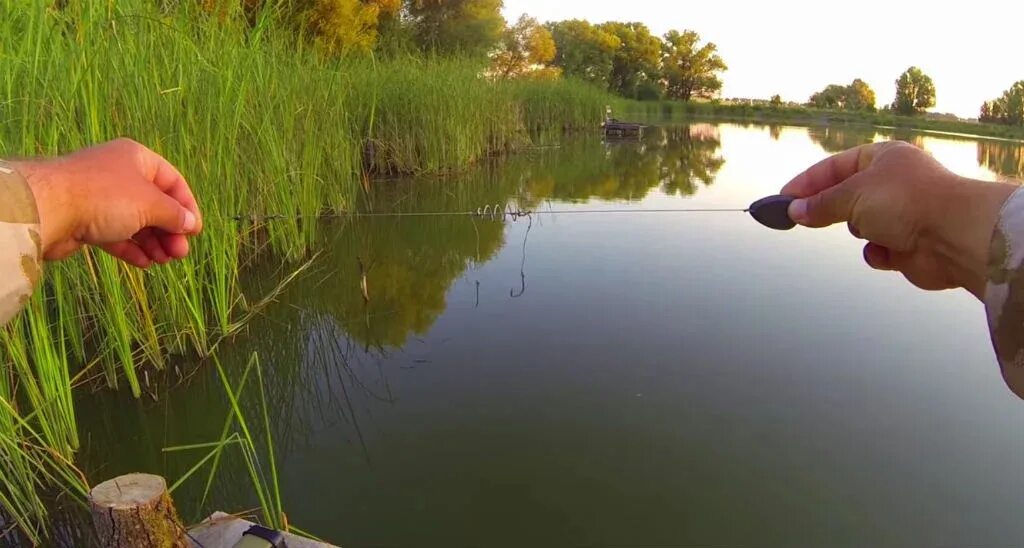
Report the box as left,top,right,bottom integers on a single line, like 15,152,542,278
980,101,996,123
491,15,556,79
892,67,936,115
1005,82,1024,126
845,78,876,111
770,94,783,107
598,21,662,97
809,84,848,109
407,0,504,56
305,0,401,55
661,30,726,102
546,20,620,87
988,81,1024,126
808,79,875,111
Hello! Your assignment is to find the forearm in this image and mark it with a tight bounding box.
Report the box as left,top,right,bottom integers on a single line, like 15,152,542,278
0,160,43,325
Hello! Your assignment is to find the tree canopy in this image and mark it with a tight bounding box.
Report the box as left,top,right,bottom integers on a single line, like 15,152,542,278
305,0,401,55
491,15,556,79
545,20,620,86
892,67,936,115
599,22,662,97
661,30,726,101
981,81,1024,126
406,0,505,55
809,79,876,111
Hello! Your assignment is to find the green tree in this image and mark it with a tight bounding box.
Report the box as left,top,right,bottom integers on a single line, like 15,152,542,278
305,0,401,55
809,84,848,109
980,101,996,123
598,21,662,97
407,0,504,56
661,30,726,101
546,20,620,86
984,81,1024,126
892,66,936,115
808,79,875,111
845,78,876,111
491,15,556,79
770,94,783,107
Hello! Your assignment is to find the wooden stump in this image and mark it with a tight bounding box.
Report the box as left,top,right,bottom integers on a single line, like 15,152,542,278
89,473,187,548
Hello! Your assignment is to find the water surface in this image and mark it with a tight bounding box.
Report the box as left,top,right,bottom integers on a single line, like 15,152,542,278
79,123,1024,547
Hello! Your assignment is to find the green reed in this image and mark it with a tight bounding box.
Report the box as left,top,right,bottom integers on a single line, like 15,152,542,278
0,0,615,540
165,353,285,530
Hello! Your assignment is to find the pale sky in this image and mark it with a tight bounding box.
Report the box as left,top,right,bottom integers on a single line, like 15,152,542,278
502,0,1023,118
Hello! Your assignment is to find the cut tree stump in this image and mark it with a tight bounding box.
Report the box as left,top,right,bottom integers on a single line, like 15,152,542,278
89,473,187,548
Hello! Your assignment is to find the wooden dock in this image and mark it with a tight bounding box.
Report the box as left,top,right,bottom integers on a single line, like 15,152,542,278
601,107,645,137
602,119,646,137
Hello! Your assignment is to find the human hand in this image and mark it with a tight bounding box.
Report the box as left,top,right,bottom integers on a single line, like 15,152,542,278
782,141,1016,299
13,138,202,268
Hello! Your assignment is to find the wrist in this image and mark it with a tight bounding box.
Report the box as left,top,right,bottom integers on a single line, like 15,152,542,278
929,177,1017,300
12,159,78,258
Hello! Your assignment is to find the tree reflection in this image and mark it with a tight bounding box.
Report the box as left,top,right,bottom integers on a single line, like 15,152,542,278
978,140,1024,180
254,126,725,350
807,126,877,154
889,129,925,150
520,124,725,203
302,216,506,349
656,124,725,196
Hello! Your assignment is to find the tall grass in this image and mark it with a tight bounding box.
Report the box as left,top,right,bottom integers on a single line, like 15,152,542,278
0,0,613,541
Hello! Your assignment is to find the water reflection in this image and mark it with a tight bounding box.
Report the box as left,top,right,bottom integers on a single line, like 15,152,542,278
72,123,1024,547
807,125,876,154
75,125,729,517
978,140,1024,180
521,125,724,203
292,126,726,350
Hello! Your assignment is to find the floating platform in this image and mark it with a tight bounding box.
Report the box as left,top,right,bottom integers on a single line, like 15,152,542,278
602,119,645,137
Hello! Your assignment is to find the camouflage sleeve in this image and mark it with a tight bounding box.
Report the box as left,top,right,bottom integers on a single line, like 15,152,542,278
986,187,1024,398
0,160,42,326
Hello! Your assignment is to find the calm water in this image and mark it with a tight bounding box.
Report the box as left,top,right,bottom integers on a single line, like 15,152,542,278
78,123,1024,547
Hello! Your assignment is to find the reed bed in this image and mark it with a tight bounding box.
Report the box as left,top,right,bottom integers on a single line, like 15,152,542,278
0,0,613,541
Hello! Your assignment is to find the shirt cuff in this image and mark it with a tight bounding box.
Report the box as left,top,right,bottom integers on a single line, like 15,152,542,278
0,160,42,325
984,185,1024,398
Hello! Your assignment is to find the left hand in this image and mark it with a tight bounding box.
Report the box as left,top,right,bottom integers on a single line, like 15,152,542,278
14,138,203,268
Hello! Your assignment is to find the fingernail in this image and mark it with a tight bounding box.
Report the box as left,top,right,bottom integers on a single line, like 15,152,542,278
183,210,197,233
788,198,808,224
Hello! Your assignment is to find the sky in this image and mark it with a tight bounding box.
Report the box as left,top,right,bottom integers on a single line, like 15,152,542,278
502,0,1024,118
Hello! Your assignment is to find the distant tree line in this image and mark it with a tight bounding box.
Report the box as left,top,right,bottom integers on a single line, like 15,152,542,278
980,82,1024,126
209,1,1024,122
803,67,936,115
543,21,726,100
194,1,729,101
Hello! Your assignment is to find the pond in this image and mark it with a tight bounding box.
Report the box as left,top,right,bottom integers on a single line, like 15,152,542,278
76,122,1024,547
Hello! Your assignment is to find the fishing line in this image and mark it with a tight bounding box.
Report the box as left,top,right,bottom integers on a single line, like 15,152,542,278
224,207,749,220
221,194,796,230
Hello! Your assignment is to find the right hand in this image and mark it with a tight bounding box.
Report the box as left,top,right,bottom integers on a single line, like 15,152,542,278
781,141,1016,299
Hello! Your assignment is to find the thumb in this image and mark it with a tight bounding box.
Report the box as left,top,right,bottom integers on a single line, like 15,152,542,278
788,177,863,228
144,192,198,235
